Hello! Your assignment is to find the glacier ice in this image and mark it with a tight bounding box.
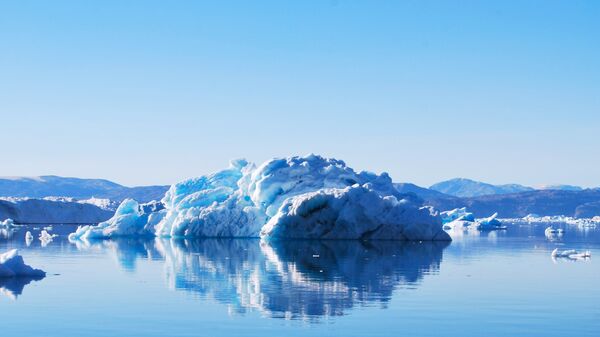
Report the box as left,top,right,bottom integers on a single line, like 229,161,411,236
0,249,46,278
68,155,450,241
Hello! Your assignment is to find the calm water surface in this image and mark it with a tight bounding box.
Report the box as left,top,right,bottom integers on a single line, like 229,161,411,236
1,223,599,337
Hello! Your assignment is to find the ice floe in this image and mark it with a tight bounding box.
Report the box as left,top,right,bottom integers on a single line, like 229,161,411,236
551,248,591,260
0,249,46,278
68,155,450,241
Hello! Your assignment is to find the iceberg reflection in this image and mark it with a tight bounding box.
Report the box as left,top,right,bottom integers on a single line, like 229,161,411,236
0,276,45,300
157,239,448,319
74,238,448,319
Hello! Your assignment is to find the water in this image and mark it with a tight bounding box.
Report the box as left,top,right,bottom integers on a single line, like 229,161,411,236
1,223,599,337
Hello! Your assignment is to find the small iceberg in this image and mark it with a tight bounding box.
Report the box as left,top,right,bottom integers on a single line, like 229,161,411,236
476,213,506,230
25,231,34,246
39,230,58,246
441,208,505,231
0,218,18,228
440,207,475,224
0,249,46,278
551,248,591,260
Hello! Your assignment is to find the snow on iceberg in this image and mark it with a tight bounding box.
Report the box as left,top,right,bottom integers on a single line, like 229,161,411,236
69,155,451,241
0,249,46,278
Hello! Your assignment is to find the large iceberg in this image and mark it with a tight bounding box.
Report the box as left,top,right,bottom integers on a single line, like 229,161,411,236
0,249,46,278
69,155,450,241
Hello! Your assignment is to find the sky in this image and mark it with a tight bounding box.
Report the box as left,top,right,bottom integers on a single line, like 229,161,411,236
1,0,599,188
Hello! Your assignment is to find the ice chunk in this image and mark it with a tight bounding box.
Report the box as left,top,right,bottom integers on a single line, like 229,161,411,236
69,155,450,241
551,248,591,260
440,208,475,224
68,199,156,240
25,231,34,246
39,230,58,246
0,218,17,228
261,185,450,241
475,213,506,230
0,249,46,278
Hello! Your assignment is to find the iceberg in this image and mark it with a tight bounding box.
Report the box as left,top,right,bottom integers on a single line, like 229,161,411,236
25,231,34,246
0,218,18,228
476,213,506,230
69,155,450,241
69,199,157,240
441,208,505,231
0,249,46,278
39,230,58,247
440,207,475,224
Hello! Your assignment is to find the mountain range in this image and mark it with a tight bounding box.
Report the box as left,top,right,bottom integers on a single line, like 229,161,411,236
0,176,168,203
0,175,598,222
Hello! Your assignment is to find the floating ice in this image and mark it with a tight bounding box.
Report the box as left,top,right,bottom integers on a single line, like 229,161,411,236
0,249,46,278
25,231,34,246
69,199,157,240
440,207,475,224
0,218,17,228
39,230,58,246
69,155,450,241
476,213,506,230
551,248,591,260
441,208,505,231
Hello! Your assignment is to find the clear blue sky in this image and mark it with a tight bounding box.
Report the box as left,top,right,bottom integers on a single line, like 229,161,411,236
1,1,598,187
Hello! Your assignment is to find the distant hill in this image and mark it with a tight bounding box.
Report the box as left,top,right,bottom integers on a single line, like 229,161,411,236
394,183,456,201
0,198,114,223
425,189,600,218
430,178,534,197
0,176,168,203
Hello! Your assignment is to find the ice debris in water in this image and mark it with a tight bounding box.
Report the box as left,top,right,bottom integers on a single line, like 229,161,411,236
505,215,599,229
69,154,450,241
551,248,591,260
0,249,46,278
